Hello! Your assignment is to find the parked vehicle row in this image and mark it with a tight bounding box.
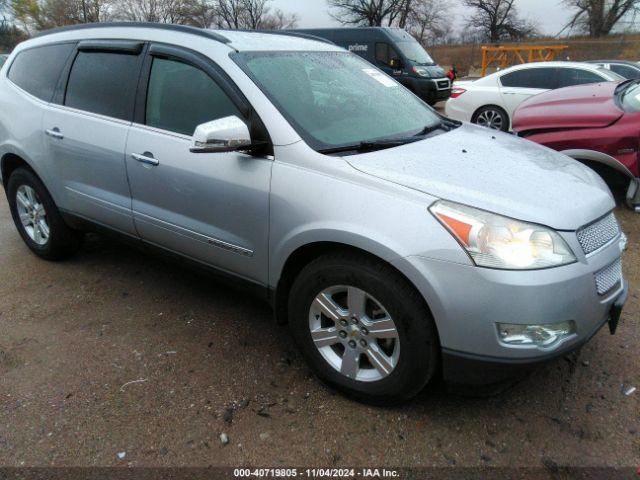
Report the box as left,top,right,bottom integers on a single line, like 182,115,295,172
444,61,623,131
0,23,627,404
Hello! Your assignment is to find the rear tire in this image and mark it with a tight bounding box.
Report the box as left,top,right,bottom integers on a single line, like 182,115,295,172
288,252,439,405
7,168,83,260
472,105,509,132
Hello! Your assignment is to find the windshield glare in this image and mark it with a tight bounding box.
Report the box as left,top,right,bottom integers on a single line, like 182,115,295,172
233,51,441,152
396,41,434,65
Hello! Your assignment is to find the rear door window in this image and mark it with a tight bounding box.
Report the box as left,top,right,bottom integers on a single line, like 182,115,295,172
8,43,75,101
65,51,140,121
500,68,558,89
145,57,242,136
557,68,604,88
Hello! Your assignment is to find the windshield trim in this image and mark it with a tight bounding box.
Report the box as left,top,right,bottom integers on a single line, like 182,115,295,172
230,50,443,154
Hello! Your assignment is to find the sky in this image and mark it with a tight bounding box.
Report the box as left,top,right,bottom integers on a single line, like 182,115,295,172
271,0,571,37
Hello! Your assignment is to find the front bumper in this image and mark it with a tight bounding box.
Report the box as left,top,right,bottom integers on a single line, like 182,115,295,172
392,232,627,385
442,283,627,385
409,77,451,104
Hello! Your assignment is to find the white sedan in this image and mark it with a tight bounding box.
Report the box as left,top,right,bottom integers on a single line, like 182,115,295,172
444,61,623,131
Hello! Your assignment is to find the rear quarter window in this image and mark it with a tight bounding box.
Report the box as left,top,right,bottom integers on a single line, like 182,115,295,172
8,43,75,101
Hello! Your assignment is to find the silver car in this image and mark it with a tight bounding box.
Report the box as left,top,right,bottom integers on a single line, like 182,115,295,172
0,23,628,404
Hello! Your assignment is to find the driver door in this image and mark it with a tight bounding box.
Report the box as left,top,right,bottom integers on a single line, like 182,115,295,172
125,45,272,284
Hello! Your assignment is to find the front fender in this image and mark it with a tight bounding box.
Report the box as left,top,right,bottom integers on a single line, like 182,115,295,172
562,149,640,210
268,223,406,288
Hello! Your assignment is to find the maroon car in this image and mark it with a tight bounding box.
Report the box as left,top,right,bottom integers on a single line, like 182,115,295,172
512,80,640,211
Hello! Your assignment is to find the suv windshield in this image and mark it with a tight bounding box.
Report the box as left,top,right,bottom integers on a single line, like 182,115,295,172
233,51,442,152
395,41,434,65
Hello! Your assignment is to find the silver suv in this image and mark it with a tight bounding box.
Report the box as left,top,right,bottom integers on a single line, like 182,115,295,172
0,23,628,404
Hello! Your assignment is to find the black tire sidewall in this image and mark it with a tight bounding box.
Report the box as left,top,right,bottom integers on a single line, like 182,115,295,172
7,168,79,259
289,255,438,403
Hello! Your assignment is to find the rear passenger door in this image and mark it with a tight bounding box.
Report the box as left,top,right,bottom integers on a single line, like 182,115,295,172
498,67,558,118
124,44,272,284
42,40,145,235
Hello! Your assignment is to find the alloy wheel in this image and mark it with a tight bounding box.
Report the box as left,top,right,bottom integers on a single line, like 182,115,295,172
308,285,400,382
476,109,504,130
16,185,50,246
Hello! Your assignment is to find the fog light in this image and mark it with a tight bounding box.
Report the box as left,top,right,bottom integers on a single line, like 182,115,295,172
497,321,576,347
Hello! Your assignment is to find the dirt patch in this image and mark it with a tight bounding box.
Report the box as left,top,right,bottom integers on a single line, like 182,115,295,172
0,194,637,468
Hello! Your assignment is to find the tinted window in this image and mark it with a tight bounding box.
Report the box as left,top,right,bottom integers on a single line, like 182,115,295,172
8,44,75,101
610,64,640,79
145,57,242,136
500,68,558,89
557,68,604,88
65,51,140,120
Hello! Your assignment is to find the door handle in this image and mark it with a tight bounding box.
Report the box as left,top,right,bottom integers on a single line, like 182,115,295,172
131,152,159,166
503,91,518,95
45,128,64,140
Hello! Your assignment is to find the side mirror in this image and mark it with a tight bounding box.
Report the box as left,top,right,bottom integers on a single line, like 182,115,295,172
190,115,252,153
390,58,402,69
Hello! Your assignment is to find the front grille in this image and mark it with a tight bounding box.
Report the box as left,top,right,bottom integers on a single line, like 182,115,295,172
576,212,620,255
595,258,622,295
436,79,450,89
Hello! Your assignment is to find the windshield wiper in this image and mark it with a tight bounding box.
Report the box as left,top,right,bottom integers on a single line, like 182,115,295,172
318,120,460,155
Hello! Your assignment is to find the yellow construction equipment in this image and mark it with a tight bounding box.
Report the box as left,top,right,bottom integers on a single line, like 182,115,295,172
481,45,569,76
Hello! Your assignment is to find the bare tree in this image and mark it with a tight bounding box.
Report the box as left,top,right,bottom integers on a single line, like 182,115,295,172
328,0,405,26
463,0,537,42
215,0,246,28
183,0,217,27
405,0,449,44
241,0,267,28
214,0,274,29
110,0,194,23
11,0,114,31
261,8,298,29
560,0,640,36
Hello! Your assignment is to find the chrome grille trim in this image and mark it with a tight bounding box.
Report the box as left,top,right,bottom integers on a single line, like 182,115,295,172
595,258,622,296
576,212,620,255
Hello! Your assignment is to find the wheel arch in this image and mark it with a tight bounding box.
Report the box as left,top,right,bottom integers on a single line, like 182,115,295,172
561,149,635,180
563,149,639,209
471,103,508,121
272,240,436,329
1,150,40,189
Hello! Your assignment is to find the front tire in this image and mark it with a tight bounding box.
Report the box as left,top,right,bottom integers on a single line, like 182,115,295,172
472,105,509,131
7,168,83,260
288,252,439,405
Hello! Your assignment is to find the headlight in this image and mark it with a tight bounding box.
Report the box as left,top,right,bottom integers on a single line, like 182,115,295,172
412,66,429,77
430,200,576,270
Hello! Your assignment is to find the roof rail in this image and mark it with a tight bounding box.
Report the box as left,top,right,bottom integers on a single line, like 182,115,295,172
33,22,231,44
228,29,335,46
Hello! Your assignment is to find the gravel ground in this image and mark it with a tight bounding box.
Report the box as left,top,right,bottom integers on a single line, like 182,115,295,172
0,193,638,469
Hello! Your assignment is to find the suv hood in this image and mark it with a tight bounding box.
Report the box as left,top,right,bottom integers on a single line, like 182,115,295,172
346,124,614,230
512,81,624,132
